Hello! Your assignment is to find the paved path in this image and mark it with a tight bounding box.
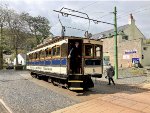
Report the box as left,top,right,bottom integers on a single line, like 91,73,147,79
52,84,150,113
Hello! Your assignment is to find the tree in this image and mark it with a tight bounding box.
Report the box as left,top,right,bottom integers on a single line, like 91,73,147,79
20,13,51,45
0,6,51,68
6,9,28,65
0,5,7,69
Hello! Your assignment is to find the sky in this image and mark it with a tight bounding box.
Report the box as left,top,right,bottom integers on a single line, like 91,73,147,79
1,0,150,38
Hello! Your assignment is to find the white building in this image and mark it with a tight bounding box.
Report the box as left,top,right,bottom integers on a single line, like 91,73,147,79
13,54,26,65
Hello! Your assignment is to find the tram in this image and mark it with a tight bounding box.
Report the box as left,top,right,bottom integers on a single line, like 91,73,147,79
26,36,103,91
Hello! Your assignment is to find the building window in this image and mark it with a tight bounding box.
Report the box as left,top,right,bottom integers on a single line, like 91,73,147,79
122,35,128,40
143,47,147,50
103,56,110,66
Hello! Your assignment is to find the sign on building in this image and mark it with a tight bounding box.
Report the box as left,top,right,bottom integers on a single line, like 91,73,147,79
125,49,137,54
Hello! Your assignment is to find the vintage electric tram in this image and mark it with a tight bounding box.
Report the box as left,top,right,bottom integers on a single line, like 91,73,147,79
26,36,103,91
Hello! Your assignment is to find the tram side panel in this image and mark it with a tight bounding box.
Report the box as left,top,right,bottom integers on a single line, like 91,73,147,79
26,39,69,78
26,59,68,78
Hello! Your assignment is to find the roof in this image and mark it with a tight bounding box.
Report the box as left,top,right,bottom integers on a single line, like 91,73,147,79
35,36,98,50
18,54,26,59
91,24,129,39
3,54,12,59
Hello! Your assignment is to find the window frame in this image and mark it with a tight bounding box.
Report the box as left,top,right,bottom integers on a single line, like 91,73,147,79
40,50,45,60
94,45,102,58
45,48,52,59
84,44,94,58
35,52,40,61
52,45,61,58
122,35,128,40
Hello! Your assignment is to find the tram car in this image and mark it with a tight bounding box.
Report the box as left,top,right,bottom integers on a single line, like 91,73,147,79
26,36,103,91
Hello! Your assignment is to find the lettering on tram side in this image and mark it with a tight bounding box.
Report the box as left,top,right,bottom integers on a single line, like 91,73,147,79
43,67,52,71
30,66,36,70
36,66,42,70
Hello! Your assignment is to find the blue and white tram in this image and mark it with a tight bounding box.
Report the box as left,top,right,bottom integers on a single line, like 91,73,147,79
26,36,103,91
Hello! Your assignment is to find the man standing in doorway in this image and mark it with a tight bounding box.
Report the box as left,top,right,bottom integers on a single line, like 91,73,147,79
68,42,81,74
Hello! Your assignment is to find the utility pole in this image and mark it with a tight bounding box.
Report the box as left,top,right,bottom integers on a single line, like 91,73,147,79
0,24,3,70
114,6,118,79
15,35,18,66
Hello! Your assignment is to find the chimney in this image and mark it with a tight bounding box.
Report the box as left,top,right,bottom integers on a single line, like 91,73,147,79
128,13,135,25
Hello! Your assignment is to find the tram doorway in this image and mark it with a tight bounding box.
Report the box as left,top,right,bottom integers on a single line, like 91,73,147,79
68,39,82,74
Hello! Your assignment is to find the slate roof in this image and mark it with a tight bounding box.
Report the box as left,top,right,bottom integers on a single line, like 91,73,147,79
91,24,129,39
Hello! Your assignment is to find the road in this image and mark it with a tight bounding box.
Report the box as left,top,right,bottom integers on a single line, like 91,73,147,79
0,70,150,113
0,70,78,113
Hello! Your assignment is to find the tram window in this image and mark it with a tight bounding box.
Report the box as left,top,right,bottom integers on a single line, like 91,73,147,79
43,51,45,58
34,52,37,59
95,45,101,57
31,53,34,59
31,53,33,59
39,51,41,58
36,52,40,59
48,49,51,56
37,51,41,59
85,59,101,65
40,51,45,58
56,47,60,56
52,47,57,56
45,49,49,57
61,43,67,57
85,45,93,56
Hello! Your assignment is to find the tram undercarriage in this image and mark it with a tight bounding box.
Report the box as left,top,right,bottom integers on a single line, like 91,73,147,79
30,71,94,91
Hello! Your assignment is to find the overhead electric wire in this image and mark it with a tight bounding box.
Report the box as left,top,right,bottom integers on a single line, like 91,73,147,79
54,10,114,25
117,6,150,20
64,26,86,32
78,1,98,11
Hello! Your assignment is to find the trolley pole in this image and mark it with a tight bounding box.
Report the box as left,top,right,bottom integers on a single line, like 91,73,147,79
114,6,118,79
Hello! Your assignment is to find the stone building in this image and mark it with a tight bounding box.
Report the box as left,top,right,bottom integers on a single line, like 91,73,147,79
92,14,150,68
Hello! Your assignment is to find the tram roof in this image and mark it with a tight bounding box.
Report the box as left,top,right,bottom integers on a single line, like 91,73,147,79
34,36,100,50
27,36,102,54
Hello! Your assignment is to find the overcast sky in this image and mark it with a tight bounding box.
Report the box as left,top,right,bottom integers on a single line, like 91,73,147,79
1,0,150,38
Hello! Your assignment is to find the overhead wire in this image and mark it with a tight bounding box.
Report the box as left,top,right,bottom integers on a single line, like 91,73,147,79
78,1,99,11
117,6,150,20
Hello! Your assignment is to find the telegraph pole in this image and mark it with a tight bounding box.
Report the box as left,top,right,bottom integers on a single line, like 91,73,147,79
0,24,3,70
114,6,118,79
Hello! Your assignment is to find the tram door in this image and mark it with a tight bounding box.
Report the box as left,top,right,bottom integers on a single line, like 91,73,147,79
68,39,82,74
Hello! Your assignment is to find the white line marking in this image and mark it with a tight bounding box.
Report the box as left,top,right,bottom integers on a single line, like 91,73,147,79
0,99,13,113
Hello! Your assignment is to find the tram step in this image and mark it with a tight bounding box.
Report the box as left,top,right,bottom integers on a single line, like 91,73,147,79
69,74,83,76
69,87,83,90
68,80,83,83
